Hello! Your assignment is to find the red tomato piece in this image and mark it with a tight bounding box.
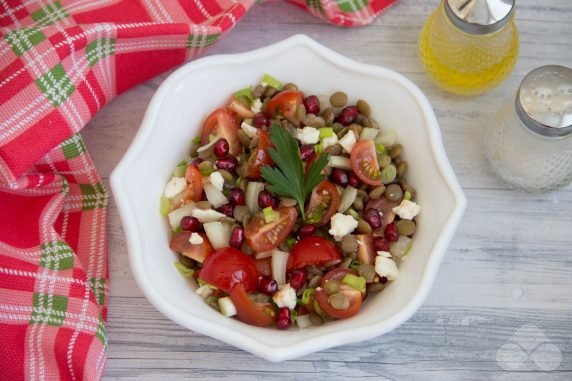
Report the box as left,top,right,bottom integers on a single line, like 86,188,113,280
229,284,276,327
182,164,203,203
263,90,304,124
169,232,213,263
244,207,297,252
305,179,340,226
246,130,274,179
254,257,272,277
287,236,342,271
228,98,254,119
199,247,259,292
350,140,382,186
316,268,363,319
201,108,242,155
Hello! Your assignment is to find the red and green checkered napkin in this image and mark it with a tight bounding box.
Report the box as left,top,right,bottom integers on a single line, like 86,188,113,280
0,0,396,379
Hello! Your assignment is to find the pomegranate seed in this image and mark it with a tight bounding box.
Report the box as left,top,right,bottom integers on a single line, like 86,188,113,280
258,276,278,295
215,156,238,172
298,224,317,238
348,172,361,188
213,138,229,158
275,307,291,330
384,222,399,242
229,227,244,248
337,106,359,126
304,95,320,115
380,276,388,284
258,190,277,209
288,268,307,290
228,188,245,206
191,158,203,167
300,144,316,161
252,112,269,128
217,203,234,217
373,237,390,252
364,208,382,229
331,168,349,187
180,216,200,232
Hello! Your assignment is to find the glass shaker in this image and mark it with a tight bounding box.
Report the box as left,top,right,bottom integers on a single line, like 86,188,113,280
419,0,519,95
484,65,572,193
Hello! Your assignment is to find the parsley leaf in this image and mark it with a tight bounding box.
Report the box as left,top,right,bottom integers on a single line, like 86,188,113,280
261,124,328,221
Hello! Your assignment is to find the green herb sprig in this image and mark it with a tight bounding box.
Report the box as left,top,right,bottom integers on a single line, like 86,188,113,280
261,124,328,221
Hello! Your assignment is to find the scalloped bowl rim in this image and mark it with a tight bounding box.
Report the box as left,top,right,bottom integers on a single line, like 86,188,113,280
110,34,466,362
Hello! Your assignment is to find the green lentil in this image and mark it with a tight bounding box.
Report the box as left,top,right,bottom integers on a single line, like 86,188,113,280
356,99,371,116
324,279,340,295
296,103,306,122
341,235,359,253
385,183,403,201
396,219,416,236
390,144,403,159
357,218,372,234
329,293,350,310
358,263,376,282
379,154,392,168
381,164,397,184
330,91,348,108
368,185,386,199
283,82,298,91
397,161,408,178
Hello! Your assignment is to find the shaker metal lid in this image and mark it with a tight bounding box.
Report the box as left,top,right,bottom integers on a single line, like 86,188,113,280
516,65,572,138
445,0,515,35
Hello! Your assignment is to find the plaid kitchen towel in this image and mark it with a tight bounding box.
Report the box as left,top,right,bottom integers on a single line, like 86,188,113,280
0,0,396,379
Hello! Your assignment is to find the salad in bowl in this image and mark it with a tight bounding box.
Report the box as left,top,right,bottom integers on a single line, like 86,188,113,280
160,74,421,330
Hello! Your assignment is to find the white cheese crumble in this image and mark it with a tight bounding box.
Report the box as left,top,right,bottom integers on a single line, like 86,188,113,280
218,297,237,317
338,130,357,153
188,232,204,245
208,171,224,191
377,250,392,258
392,200,420,220
272,283,297,310
191,208,226,223
196,284,214,299
163,177,186,198
375,256,399,281
241,121,259,138
328,213,358,241
250,98,262,114
321,133,339,150
296,126,320,145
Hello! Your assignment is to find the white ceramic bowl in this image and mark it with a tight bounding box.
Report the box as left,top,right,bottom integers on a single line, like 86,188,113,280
110,34,466,362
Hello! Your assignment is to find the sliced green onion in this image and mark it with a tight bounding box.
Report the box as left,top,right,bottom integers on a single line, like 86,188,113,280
346,208,359,220
261,73,282,90
342,274,366,292
234,86,254,102
319,127,334,139
198,161,215,177
173,161,187,178
404,190,412,201
208,134,217,142
290,309,298,323
314,144,323,154
300,288,315,305
375,143,386,155
174,261,194,278
349,259,361,271
286,237,297,249
263,206,276,223
381,164,397,184
160,196,171,217
197,278,207,287
192,136,201,144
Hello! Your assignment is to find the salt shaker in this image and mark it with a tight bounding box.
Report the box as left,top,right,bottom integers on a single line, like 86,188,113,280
419,0,519,95
484,65,572,193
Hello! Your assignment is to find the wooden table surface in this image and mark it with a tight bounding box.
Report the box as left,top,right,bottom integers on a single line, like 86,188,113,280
81,1,572,379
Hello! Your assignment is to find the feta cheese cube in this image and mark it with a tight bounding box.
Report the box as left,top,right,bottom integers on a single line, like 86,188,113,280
328,213,358,241
208,171,224,191
241,121,259,138
164,177,186,199
272,283,297,310
321,133,339,150
296,126,320,145
392,200,420,220
196,285,214,299
189,232,204,245
250,98,262,114
374,256,399,281
338,130,357,153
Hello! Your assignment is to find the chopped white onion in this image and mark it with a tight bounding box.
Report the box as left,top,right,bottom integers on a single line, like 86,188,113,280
360,127,380,141
191,208,226,223
255,250,274,259
389,235,413,259
271,250,289,286
375,129,398,147
203,183,228,208
246,181,265,214
203,221,231,249
167,202,195,231
296,314,312,329
328,156,351,169
338,186,357,213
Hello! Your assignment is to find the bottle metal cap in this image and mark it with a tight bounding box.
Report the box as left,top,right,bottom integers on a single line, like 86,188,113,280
445,0,515,35
516,65,572,138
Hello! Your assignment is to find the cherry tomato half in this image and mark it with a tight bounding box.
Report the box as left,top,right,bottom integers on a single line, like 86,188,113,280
263,90,304,124
228,98,254,119
254,257,272,277
169,231,213,263
246,130,274,179
181,164,203,203
287,236,342,271
229,284,276,327
201,108,242,156
350,140,382,186
199,247,259,292
305,179,340,226
316,268,362,319
245,206,297,252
